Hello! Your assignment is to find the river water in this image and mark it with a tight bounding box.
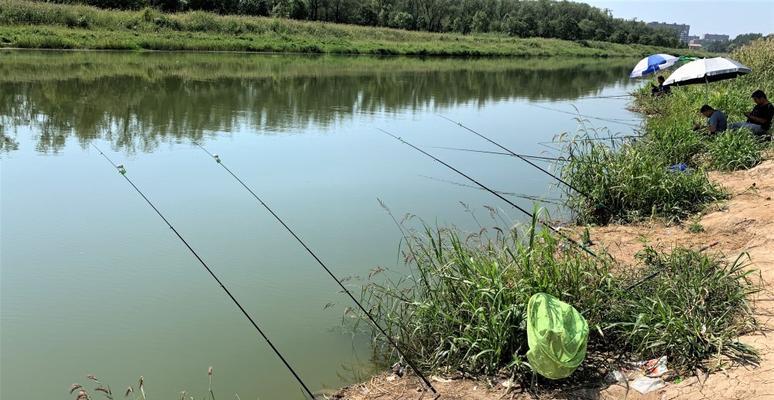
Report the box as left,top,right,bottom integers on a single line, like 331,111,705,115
0,50,642,399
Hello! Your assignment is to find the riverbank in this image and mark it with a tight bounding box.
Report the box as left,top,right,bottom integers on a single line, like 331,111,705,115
0,1,696,57
336,38,773,399
335,158,774,400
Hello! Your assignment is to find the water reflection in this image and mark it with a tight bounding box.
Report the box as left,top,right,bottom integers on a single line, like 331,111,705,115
0,51,634,154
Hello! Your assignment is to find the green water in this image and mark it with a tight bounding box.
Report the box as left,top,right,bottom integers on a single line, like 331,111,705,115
0,50,642,399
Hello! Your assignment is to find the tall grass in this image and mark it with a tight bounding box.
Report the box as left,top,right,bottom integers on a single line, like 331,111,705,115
560,134,725,224
0,0,697,56
358,210,758,380
706,129,764,171
360,211,617,377
607,248,759,370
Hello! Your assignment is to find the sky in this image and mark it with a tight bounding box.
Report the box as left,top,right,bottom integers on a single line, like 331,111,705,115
582,1,774,38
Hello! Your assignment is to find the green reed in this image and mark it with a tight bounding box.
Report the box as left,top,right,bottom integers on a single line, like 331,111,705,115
357,209,758,380
706,128,765,171
607,247,759,370
560,133,725,224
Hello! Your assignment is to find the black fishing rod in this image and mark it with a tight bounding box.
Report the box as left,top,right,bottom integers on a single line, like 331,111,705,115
432,146,567,162
438,115,595,202
376,129,598,259
90,144,316,400
192,143,438,395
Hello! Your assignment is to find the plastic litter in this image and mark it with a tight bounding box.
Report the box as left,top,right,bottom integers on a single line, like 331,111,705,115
526,293,589,380
624,356,670,394
630,376,666,394
668,163,689,173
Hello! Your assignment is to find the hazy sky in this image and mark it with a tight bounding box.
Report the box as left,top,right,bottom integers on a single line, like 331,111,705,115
583,1,774,38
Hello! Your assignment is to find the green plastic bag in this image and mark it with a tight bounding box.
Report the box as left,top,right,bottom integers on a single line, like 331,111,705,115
526,293,589,380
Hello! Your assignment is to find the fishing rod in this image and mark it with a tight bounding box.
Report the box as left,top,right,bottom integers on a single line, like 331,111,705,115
431,146,567,162
376,129,598,259
89,144,316,400
438,115,595,202
192,143,438,395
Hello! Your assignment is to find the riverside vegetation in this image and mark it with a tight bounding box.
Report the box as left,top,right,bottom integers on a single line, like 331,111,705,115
353,38,772,390
561,38,773,225
16,0,681,47
358,210,759,382
0,0,693,56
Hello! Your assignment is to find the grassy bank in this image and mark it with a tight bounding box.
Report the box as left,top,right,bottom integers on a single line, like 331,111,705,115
358,211,758,382
0,0,695,56
560,38,774,225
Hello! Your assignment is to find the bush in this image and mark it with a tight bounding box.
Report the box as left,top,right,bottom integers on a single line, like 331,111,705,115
706,129,763,171
560,135,725,224
358,213,758,379
360,212,617,377
607,247,759,370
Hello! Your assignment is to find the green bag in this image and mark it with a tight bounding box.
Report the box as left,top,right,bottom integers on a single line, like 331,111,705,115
526,293,589,380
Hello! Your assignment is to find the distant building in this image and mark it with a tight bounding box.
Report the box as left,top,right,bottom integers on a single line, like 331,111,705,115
647,22,691,43
687,35,700,42
688,42,703,49
702,34,730,42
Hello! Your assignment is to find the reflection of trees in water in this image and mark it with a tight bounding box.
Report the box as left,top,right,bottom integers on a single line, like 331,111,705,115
0,52,634,153
1,124,19,153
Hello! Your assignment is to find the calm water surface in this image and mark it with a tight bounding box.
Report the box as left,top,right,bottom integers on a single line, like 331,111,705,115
0,50,642,399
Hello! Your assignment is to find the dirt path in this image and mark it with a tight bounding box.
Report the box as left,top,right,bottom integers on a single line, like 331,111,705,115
334,160,774,400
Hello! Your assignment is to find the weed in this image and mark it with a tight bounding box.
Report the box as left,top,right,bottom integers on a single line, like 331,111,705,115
357,208,758,380
687,219,705,233
706,129,763,171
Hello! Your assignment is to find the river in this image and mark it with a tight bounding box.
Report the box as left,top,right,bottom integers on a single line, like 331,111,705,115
0,50,642,399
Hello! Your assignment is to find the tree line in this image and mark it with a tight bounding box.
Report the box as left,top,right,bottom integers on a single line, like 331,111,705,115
703,33,767,53
41,0,681,47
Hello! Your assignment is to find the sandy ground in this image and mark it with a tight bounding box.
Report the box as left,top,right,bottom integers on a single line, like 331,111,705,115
333,159,774,400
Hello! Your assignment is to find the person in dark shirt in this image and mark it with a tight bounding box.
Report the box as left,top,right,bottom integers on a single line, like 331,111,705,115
651,76,671,97
730,90,774,136
695,104,727,134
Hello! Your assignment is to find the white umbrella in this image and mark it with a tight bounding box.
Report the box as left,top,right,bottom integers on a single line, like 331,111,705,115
629,54,679,78
664,57,751,86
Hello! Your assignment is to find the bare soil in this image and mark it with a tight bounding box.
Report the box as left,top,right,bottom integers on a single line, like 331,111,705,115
333,159,774,400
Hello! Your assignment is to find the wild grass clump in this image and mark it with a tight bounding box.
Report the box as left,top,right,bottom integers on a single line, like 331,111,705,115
70,369,218,400
560,136,725,224
359,209,758,380
706,129,764,171
607,247,759,371
360,211,618,377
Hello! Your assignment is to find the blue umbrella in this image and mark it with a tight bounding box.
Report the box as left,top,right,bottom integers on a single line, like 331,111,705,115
630,54,679,78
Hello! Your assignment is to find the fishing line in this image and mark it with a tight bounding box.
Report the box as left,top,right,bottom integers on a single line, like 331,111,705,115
431,146,567,162
526,104,642,128
438,115,595,202
377,128,598,259
536,134,643,146
90,144,316,400
192,143,438,395
420,175,565,206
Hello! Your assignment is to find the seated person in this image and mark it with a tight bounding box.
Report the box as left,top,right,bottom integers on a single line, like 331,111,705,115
651,76,671,97
695,104,727,134
729,90,773,136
